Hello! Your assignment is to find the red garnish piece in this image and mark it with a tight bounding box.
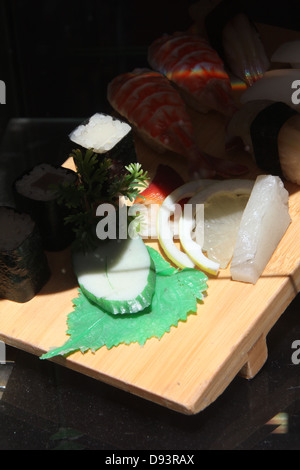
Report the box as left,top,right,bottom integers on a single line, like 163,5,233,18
135,164,184,205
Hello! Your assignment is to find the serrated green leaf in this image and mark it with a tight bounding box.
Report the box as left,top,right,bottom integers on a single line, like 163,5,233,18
40,249,208,360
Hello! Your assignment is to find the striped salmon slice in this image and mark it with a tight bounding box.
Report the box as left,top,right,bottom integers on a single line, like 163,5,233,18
148,32,237,116
107,69,247,179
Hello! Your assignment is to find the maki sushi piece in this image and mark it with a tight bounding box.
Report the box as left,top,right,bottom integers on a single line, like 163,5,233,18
226,101,300,185
69,113,137,166
0,207,50,303
13,163,77,251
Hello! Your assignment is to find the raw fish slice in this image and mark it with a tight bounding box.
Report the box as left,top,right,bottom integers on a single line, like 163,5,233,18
107,69,248,180
271,40,300,68
148,32,236,116
190,1,270,87
240,69,300,111
222,13,270,86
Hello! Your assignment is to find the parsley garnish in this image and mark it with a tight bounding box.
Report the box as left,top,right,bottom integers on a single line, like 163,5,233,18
56,148,149,252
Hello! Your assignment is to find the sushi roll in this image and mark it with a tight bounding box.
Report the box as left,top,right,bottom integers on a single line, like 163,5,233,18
0,207,50,303
69,113,137,166
13,163,77,251
227,100,300,185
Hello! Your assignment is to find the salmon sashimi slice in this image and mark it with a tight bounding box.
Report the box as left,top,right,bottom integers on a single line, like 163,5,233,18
107,69,247,179
148,32,237,117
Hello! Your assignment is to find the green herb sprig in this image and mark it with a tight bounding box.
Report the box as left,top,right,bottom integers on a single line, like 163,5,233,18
56,148,149,252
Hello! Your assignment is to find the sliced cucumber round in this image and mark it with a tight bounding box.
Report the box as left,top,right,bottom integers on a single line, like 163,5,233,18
72,237,156,315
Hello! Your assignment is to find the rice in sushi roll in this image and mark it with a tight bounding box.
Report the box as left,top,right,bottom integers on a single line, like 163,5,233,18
0,207,50,303
13,164,77,251
69,113,137,165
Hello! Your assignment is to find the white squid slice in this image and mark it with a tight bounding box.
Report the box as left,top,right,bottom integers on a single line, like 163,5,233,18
271,40,300,68
222,13,270,87
240,69,300,110
231,175,291,284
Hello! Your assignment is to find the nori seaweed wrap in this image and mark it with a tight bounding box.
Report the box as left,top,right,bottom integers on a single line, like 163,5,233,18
226,100,300,185
250,102,298,177
13,164,77,251
0,207,50,303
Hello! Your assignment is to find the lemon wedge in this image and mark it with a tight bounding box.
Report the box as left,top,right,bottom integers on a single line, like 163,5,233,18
157,179,215,269
202,192,250,268
178,179,254,275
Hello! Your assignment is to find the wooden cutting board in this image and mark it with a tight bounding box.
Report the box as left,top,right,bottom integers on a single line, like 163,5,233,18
0,24,299,414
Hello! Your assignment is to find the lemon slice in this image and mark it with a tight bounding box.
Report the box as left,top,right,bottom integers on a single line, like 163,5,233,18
179,179,254,275
157,179,215,269
202,192,250,268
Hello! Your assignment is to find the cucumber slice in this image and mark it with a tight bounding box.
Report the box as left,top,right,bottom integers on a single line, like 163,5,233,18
72,237,156,315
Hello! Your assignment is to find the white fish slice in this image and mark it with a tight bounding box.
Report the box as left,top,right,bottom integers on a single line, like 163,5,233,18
271,40,300,68
240,69,300,110
222,13,270,87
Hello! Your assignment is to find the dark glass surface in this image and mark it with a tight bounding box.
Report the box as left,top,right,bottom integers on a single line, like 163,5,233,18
0,0,299,452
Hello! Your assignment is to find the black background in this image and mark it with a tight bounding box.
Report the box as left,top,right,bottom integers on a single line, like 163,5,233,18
1,0,300,127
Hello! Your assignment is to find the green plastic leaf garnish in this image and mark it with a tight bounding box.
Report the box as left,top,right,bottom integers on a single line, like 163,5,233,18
40,247,207,360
